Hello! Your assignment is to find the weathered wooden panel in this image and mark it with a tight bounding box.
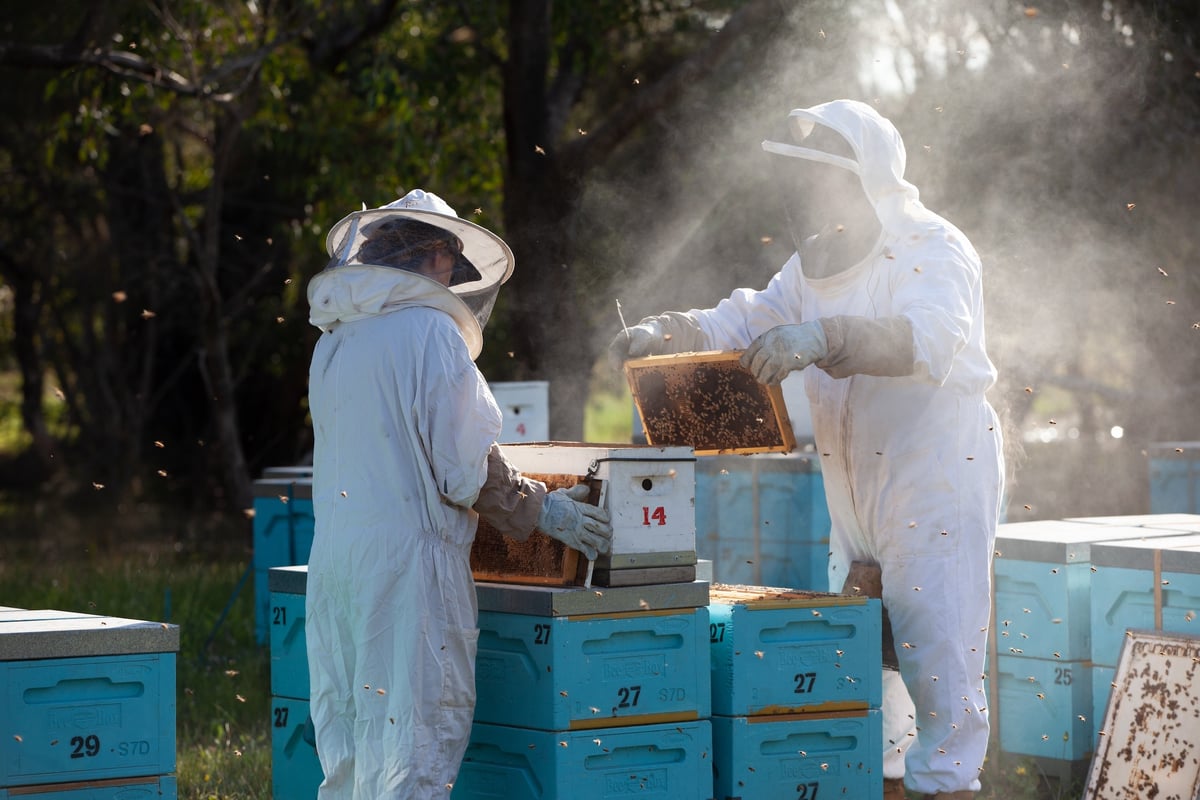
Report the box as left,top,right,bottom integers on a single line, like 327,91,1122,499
1084,629,1200,799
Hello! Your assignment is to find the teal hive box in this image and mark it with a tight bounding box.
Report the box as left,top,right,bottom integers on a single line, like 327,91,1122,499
253,476,315,644
992,520,1196,662
994,653,1094,763
1087,533,1200,668
711,710,881,800
268,566,309,701
451,719,712,799
474,607,711,730
1147,442,1200,514
0,775,177,799
695,454,831,592
0,615,178,789
708,586,881,716
270,696,323,800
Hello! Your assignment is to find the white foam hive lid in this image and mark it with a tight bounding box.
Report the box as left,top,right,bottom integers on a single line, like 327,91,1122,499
0,615,180,661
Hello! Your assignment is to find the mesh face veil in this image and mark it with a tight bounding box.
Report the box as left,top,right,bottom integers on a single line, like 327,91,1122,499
325,191,514,329
763,119,881,262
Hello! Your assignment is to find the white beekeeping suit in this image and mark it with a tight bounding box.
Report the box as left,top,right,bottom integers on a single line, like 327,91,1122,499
306,190,610,800
610,100,1003,800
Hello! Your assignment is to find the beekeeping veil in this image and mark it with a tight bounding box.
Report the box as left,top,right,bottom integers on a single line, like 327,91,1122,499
761,99,944,254
317,189,514,356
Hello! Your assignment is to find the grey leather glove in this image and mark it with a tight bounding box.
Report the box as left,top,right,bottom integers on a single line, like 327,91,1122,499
741,321,829,384
536,484,613,561
607,312,707,371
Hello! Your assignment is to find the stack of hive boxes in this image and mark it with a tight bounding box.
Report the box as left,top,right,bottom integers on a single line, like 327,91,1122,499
455,444,714,798
1147,441,1200,514
267,444,717,799
706,585,883,800
694,453,831,593
989,514,1200,775
267,566,324,800
268,565,717,800
0,608,179,800
251,469,314,645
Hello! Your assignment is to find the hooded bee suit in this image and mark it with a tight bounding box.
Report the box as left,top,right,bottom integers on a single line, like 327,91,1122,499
304,191,541,799
642,101,1004,795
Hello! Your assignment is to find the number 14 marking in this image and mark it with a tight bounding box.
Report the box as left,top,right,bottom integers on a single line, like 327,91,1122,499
642,506,667,526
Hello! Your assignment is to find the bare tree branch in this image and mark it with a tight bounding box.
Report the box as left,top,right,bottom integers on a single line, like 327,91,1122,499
303,0,404,71
559,0,781,169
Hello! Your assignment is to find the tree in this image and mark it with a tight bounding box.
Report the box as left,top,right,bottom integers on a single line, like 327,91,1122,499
1,0,1197,526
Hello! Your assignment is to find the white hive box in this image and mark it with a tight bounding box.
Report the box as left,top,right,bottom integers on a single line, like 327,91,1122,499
498,443,696,573
489,381,549,443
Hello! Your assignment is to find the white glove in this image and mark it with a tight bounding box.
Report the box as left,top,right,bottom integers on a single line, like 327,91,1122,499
536,484,613,561
608,319,668,370
741,322,828,384
607,312,706,371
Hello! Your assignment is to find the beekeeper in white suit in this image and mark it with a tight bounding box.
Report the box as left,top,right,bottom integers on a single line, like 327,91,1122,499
306,188,612,800
610,100,1003,800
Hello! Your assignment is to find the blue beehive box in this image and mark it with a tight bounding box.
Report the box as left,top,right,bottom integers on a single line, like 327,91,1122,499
708,586,881,717
1088,533,1200,668
474,607,710,730
1148,442,1200,514
993,653,1094,762
0,775,178,800
711,711,881,800
271,696,323,800
992,520,1194,662
254,476,315,644
0,615,178,788
695,454,831,592
452,719,712,799
269,566,310,701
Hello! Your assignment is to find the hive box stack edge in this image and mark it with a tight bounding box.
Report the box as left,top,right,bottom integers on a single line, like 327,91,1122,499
1146,441,1200,515
0,611,179,800
989,515,1200,774
457,443,713,799
267,566,324,800
694,453,830,594
266,565,716,800
1086,530,1200,740
252,472,315,645
706,584,883,800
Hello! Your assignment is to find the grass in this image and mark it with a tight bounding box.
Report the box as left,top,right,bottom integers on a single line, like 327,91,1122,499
0,531,272,800
0,520,1089,800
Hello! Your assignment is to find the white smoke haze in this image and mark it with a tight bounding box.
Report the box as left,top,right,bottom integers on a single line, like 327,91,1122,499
579,0,1197,518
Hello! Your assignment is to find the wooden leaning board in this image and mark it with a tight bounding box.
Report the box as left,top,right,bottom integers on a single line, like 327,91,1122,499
624,350,795,455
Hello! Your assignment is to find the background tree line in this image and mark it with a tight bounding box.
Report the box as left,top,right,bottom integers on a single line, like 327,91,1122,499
0,0,1196,538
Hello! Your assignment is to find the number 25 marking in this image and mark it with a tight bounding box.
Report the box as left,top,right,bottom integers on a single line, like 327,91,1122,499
642,507,667,526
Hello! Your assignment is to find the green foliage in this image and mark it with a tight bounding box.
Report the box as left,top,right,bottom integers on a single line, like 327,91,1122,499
1,0,1199,519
